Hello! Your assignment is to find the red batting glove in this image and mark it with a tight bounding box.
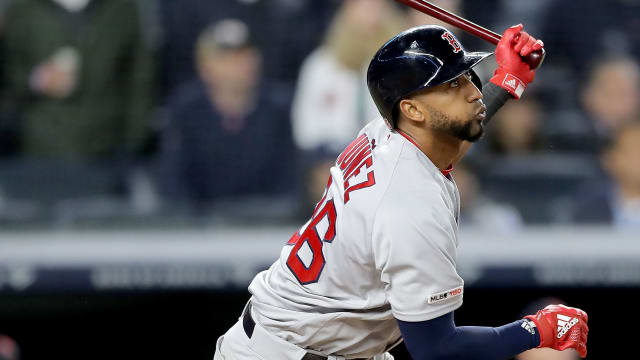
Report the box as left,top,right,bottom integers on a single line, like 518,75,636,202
490,24,544,99
524,304,589,358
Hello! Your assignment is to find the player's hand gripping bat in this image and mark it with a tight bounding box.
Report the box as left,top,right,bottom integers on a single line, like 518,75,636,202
395,0,545,69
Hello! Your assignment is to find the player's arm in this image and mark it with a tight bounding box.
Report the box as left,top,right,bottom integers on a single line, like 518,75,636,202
397,304,588,360
454,24,543,164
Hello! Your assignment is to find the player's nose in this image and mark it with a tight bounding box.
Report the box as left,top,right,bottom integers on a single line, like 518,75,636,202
465,78,483,102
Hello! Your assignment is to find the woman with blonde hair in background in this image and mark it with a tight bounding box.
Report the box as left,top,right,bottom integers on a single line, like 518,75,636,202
291,0,406,207
292,0,406,155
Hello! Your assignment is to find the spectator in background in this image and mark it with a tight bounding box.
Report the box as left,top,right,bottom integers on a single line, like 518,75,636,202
0,0,10,91
0,335,19,360
570,121,640,227
537,0,640,111
2,0,153,159
581,57,640,148
0,0,19,157
248,0,340,89
454,161,523,232
159,0,249,99
292,0,405,155
158,0,337,102
291,0,405,208
484,97,544,156
541,0,640,80
161,19,293,212
547,57,640,153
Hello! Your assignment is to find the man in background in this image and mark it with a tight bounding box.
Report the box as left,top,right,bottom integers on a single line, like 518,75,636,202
547,56,640,153
161,19,293,212
3,0,153,158
570,121,640,226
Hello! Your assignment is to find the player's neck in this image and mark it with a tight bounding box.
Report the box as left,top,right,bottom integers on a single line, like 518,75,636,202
396,127,463,170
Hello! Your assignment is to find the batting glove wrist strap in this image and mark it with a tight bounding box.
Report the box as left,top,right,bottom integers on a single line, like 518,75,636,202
490,69,527,99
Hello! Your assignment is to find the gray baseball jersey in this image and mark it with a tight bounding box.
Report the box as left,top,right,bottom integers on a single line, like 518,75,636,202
249,117,463,359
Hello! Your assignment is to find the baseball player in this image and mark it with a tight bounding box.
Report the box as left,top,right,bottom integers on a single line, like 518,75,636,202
213,24,589,360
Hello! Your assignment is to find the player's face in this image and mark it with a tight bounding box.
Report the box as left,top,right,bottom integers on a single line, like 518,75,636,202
412,71,486,142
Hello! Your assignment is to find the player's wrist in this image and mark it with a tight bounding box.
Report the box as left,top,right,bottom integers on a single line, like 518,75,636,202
490,68,526,99
522,315,549,348
516,318,542,350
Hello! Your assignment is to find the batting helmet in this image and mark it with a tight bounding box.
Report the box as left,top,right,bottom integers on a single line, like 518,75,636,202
367,25,492,127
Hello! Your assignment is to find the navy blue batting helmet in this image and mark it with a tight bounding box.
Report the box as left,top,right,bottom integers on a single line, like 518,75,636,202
367,25,492,127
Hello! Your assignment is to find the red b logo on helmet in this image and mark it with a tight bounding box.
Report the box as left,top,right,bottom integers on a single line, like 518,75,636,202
441,32,461,53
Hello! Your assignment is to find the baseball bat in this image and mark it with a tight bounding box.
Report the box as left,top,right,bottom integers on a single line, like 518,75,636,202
395,0,545,69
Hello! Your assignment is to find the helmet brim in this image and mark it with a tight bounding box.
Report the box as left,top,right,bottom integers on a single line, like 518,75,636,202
422,51,493,90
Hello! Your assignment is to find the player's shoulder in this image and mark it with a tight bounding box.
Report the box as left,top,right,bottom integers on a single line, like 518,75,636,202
379,175,449,220
374,136,453,219
359,119,446,191
359,117,391,138
339,118,451,213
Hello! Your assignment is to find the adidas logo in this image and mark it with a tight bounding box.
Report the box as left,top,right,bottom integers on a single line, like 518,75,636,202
557,314,579,339
521,319,537,335
504,79,517,89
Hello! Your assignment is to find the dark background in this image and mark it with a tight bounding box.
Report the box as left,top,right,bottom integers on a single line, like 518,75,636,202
0,286,628,359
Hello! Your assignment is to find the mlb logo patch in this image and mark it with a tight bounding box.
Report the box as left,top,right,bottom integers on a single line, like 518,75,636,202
502,74,525,97
428,286,464,304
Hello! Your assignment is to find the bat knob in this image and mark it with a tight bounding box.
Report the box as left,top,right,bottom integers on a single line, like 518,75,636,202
523,48,546,70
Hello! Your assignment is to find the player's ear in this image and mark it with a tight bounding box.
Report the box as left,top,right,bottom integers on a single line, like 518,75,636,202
398,99,425,123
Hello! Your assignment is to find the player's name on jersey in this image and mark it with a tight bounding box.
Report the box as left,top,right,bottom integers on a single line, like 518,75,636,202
336,133,376,203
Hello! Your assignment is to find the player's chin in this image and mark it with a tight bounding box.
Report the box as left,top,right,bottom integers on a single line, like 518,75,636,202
465,118,484,142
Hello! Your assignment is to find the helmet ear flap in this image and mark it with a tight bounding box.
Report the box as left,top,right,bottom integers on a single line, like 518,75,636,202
470,69,483,92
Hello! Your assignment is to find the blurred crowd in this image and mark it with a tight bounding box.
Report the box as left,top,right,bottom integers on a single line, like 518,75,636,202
0,0,638,228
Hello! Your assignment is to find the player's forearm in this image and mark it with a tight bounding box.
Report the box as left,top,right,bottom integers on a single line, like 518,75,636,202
446,322,539,359
397,312,539,360
481,82,511,126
